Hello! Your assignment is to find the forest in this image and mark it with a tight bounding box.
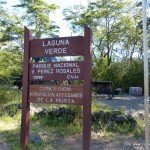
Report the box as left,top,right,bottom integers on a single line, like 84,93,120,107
0,0,150,92
0,0,150,149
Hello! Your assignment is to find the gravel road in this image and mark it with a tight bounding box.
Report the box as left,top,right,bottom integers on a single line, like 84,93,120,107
96,95,144,115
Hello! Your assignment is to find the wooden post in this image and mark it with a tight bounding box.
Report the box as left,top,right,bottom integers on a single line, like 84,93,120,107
142,0,149,149
21,27,31,150
83,25,92,150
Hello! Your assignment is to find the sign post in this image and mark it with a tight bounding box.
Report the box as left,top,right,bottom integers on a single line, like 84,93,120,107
21,27,31,149
142,0,149,149
83,25,92,150
21,25,92,150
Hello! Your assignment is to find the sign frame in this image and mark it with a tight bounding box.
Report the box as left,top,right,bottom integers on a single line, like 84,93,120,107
21,25,92,150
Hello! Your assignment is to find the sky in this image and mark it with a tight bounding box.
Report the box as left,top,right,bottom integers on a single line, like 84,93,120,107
48,0,89,36
4,0,90,37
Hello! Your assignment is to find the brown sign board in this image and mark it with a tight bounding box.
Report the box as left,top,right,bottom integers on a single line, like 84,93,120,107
30,36,84,57
29,61,84,81
21,25,92,150
29,85,83,105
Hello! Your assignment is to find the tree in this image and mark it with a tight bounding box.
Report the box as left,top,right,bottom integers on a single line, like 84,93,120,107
63,0,143,65
14,0,59,38
0,0,24,51
0,1,24,83
0,50,22,83
0,13,24,51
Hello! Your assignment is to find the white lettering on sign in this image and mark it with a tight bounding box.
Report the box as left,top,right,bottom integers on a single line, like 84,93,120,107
55,98,75,104
37,69,54,74
67,75,79,80
39,86,71,92
45,47,67,55
30,92,55,97
55,68,80,74
33,76,43,80
34,98,75,104
45,98,53,103
30,62,83,80
32,63,51,69
29,91,83,98
42,39,70,47
37,97,43,102
53,62,79,68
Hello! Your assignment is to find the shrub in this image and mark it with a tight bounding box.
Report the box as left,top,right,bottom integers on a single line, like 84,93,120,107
0,90,11,104
92,59,143,93
32,107,82,127
0,103,21,117
0,87,22,104
92,110,138,134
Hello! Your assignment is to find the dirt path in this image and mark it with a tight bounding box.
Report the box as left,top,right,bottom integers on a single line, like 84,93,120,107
0,135,9,150
0,132,144,150
0,143,9,150
60,132,144,150
96,95,144,116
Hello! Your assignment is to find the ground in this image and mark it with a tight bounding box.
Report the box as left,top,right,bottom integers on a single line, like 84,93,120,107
97,95,144,116
60,132,144,150
58,94,145,150
0,95,145,150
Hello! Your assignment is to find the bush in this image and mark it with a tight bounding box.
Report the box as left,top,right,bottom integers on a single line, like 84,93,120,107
0,90,11,104
92,59,143,93
0,103,21,117
32,107,82,127
0,87,22,104
121,60,143,92
0,50,22,85
33,107,141,135
92,110,138,134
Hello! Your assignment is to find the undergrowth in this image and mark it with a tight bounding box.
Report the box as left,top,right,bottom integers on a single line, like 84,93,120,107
0,87,145,149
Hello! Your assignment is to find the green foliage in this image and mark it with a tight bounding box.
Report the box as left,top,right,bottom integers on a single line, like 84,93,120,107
93,58,143,92
0,50,22,83
0,86,144,149
32,106,82,127
0,13,23,43
63,0,142,65
0,86,22,104
0,90,11,104
0,103,21,117
121,60,143,92
14,0,59,38
92,109,143,136
0,3,24,49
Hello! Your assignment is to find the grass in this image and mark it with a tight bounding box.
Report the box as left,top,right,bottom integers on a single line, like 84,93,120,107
0,86,145,149
0,111,82,149
0,86,22,105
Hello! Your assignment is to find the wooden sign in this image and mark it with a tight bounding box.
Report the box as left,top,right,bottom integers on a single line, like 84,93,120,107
29,85,83,105
21,25,92,150
29,61,83,81
30,36,84,57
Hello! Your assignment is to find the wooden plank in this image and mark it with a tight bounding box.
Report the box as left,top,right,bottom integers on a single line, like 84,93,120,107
30,36,84,57
21,27,31,150
83,25,92,150
29,61,84,81
29,85,83,105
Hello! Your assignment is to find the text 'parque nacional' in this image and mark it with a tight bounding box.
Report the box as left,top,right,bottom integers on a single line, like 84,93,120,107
29,61,84,81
